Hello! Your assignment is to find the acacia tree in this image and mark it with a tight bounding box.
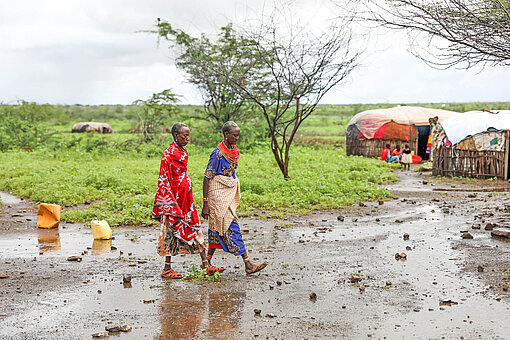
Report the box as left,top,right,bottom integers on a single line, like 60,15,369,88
358,0,510,69
133,90,180,142
215,17,363,178
153,22,259,127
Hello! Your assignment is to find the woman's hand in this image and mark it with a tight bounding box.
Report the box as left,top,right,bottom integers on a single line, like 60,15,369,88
201,202,209,220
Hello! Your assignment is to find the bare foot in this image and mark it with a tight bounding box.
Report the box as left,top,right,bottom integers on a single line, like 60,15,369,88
245,262,268,275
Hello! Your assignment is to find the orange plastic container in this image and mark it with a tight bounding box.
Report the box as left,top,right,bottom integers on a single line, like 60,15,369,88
37,203,61,229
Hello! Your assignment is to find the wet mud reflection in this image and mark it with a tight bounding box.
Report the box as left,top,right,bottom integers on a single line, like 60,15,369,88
91,239,112,256
159,287,245,339
37,228,61,251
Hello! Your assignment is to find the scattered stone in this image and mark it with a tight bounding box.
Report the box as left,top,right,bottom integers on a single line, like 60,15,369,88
337,215,344,222
105,324,131,332
422,180,428,185
105,325,122,332
375,218,380,222
67,256,82,262
477,265,484,273
413,308,420,312
143,299,155,304
276,281,282,286
399,252,407,259
467,193,477,198
485,223,498,231
269,285,274,290
439,299,458,306
0,274,9,279
123,274,132,283
349,274,362,283
359,285,365,293
265,313,277,318
491,228,510,239
359,202,366,207
472,225,481,230
405,246,412,251
378,200,384,205
309,292,317,301
92,331,109,338
403,233,409,241
461,232,473,239
394,219,403,224
385,280,392,286
298,239,305,243
254,309,261,316
119,324,132,332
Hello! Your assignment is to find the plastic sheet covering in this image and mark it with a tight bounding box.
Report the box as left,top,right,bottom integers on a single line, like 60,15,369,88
456,132,507,151
440,111,510,145
37,203,61,229
348,106,459,139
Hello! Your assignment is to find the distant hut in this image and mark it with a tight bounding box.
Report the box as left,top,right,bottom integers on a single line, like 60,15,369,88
71,122,114,134
432,111,510,180
346,106,459,159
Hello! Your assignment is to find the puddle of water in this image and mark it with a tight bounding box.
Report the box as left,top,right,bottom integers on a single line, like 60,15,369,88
0,191,23,205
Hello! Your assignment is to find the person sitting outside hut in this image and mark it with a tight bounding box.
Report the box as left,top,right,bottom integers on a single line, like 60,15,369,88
380,143,399,163
392,144,403,161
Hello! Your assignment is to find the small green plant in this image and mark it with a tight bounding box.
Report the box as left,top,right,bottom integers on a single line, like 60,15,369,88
504,269,510,280
185,264,221,282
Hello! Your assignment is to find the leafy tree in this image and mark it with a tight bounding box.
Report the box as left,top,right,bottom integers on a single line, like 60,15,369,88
358,0,510,69
133,90,180,142
0,100,58,151
152,22,260,128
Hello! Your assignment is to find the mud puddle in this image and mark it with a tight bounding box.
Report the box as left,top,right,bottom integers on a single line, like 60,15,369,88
1,170,510,339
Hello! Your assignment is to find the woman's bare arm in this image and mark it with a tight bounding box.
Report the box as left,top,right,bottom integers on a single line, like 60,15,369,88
201,176,211,219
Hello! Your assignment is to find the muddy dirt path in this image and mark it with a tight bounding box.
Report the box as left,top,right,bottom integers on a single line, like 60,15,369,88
1,170,510,339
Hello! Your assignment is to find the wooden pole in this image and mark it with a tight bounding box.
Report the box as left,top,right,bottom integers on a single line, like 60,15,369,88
505,131,509,181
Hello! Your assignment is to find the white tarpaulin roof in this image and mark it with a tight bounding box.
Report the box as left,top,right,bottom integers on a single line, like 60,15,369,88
440,111,510,145
348,106,459,139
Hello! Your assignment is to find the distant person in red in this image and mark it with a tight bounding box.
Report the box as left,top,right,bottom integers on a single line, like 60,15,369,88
392,144,403,159
380,143,399,163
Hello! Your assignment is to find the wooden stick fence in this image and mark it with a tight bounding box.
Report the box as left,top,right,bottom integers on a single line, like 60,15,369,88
433,142,508,180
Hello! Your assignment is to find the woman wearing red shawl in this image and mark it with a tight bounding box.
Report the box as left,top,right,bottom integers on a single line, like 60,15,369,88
152,123,221,279
201,121,267,275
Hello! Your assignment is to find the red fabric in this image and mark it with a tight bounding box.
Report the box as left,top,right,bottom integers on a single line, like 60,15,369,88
392,149,403,156
380,148,391,161
152,142,200,243
373,124,386,139
218,141,240,163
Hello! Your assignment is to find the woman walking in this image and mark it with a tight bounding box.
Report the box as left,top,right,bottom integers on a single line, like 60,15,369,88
152,122,220,279
201,121,267,275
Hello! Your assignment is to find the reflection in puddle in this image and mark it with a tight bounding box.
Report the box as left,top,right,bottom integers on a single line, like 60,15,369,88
91,239,112,256
159,288,245,339
38,228,61,251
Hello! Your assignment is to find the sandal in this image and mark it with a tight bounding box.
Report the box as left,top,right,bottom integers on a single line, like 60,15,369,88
206,265,225,276
161,268,183,279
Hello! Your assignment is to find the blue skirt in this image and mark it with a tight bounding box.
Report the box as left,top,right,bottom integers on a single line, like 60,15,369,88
208,219,246,256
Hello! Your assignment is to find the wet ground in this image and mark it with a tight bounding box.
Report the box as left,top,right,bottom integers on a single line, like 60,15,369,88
1,169,510,339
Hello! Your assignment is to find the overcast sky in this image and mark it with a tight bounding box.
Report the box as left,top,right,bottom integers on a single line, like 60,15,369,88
0,0,507,106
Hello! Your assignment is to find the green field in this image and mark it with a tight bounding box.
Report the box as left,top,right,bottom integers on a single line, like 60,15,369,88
1,101,508,226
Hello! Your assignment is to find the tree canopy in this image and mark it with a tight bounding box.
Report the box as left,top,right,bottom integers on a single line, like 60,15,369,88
358,0,510,69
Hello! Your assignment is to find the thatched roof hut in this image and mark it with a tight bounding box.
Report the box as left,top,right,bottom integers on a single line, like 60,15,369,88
346,106,459,159
71,122,114,134
432,111,510,180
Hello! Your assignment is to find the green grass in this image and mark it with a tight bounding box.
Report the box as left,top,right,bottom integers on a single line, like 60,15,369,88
0,141,395,226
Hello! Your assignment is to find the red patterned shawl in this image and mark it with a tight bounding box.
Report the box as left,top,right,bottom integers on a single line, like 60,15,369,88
152,142,200,244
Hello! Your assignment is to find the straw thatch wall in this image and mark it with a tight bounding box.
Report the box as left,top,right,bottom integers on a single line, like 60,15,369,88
432,131,509,180
346,124,419,158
